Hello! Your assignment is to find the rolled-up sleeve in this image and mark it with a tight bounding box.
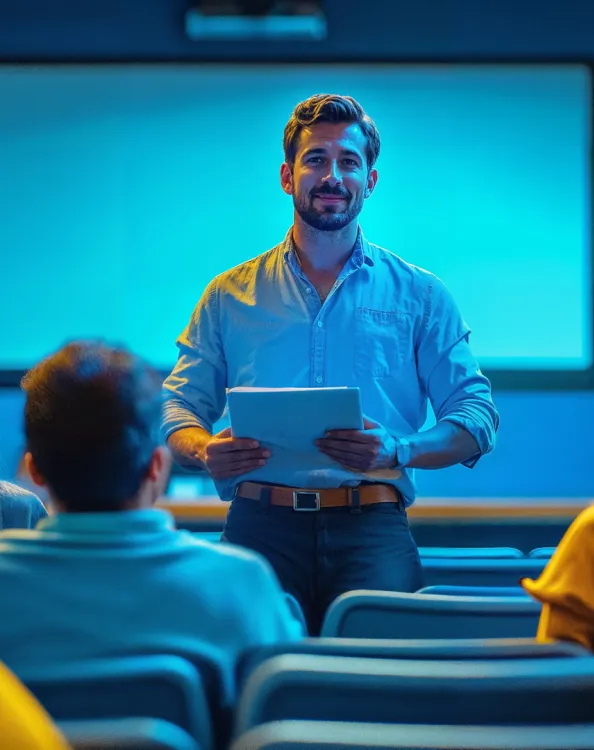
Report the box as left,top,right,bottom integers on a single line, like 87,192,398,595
162,279,227,439
416,275,499,467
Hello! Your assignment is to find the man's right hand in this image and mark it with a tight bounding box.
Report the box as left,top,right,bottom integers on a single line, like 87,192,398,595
204,427,270,479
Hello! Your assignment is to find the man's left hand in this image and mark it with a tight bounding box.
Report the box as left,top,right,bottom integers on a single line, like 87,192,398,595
316,416,397,472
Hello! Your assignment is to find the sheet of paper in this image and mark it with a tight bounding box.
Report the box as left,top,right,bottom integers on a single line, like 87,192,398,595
226,387,401,479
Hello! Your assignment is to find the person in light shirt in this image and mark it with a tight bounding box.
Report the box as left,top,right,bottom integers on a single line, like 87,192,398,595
0,481,47,529
163,93,499,635
0,341,302,708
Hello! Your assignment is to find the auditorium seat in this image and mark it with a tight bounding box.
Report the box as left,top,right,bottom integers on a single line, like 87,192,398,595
421,557,547,587
230,720,594,749
418,547,524,559
19,655,212,750
60,718,199,750
529,547,556,558
235,654,594,734
418,585,529,597
320,590,541,639
237,637,588,690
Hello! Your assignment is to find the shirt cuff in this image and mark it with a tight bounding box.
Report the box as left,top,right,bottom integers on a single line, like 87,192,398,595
439,414,493,468
161,400,212,440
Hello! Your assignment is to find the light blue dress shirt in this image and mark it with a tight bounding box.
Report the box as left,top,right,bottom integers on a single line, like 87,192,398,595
162,228,499,504
0,509,302,702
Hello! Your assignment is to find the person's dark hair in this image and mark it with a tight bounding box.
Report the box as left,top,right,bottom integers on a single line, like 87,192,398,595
283,93,381,171
21,341,163,513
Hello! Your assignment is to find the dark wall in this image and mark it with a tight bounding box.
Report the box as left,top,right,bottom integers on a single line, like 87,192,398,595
1,0,594,62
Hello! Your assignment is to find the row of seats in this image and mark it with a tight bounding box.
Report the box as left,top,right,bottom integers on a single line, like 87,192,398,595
235,634,588,688
321,591,540,638
195,534,557,560
20,638,594,749
420,546,556,559
231,721,594,750
235,653,594,733
58,719,594,750
17,589,586,748
15,543,566,748
196,535,551,588
414,558,546,588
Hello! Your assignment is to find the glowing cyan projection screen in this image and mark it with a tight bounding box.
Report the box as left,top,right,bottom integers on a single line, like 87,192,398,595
0,64,590,378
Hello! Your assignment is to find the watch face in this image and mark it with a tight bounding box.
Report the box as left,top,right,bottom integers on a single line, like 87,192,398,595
396,438,410,468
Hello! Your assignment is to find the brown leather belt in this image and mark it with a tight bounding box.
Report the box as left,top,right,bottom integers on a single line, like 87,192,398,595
235,481,400,510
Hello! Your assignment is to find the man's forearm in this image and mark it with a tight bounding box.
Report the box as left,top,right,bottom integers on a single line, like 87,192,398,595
167,426,212,470
406,420,480,469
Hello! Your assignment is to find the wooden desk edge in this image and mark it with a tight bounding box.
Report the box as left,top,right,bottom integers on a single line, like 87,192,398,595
156,497,592,521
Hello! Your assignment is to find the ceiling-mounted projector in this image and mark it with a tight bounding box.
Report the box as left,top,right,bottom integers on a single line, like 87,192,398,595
185,1,327,41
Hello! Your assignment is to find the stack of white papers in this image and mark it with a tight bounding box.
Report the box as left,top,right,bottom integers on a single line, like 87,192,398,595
226,386,363,473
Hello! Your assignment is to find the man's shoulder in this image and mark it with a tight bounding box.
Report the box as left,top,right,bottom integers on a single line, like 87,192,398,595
176,531,272,575
0,482,47,529
209,245,282,290
366,241,440,287
0,481,40,504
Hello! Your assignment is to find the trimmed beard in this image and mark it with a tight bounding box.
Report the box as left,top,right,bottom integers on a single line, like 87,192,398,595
293,190,363,232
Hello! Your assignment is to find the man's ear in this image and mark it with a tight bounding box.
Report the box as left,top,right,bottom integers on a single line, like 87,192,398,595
147,446,173,482
365,168,378,199
280,162,294,196
25,452,45,488
146,447,163,482
146,446,173,504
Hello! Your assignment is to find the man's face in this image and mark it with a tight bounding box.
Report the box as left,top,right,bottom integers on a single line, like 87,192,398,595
282,121,377,232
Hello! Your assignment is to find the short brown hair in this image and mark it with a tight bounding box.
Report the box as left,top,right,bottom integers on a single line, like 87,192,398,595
283,93,381,171
22,341,162,512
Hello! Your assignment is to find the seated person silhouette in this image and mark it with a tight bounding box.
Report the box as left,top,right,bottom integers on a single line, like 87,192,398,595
0,341,302,705
0,481,47,529
523,505,594,650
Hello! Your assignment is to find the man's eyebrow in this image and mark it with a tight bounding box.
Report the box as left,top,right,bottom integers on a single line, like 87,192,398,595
301,147,362,159
301,147,326,157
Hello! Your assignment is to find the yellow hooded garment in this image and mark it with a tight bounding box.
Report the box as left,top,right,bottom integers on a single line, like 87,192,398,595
523,505,594,651
0,662,70,749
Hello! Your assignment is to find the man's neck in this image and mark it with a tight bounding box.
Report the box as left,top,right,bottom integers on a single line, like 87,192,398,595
50,493,154,514
291,215,359,273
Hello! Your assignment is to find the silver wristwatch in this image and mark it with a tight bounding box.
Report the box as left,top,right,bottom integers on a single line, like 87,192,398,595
393,436,411,469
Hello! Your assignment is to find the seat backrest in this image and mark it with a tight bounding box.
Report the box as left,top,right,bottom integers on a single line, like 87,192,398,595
421,558,547,587
418,547,524,559
235,654,594,734
231,720,594,749
418,585,529,597
237,637,588,690
529,547,556,559
163,650,230,749
60,718,199,750
320,591,541,639
20,655,212,750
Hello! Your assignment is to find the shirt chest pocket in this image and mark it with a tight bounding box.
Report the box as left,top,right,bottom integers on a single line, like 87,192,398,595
354,307,413,379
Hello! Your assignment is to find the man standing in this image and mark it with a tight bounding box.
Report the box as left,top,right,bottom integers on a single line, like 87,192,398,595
163,93,499,634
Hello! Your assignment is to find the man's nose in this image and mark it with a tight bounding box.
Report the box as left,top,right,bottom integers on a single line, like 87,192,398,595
321,161,342,186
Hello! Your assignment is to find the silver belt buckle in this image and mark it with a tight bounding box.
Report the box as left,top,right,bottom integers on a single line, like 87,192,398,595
292,491,321,511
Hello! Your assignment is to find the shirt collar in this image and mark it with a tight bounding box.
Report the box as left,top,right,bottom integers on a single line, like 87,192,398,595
282,226,375,269
36,508,175,536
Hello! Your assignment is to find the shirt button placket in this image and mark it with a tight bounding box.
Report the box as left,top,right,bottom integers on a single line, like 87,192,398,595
313,315,325,386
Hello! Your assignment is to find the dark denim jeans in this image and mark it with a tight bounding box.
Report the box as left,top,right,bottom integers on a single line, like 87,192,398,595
221,493,423,635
